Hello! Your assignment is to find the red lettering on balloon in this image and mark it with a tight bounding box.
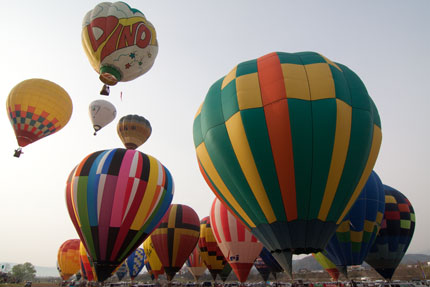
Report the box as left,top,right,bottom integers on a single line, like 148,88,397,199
87,16,119,52
135,23,151,49
101,23,122,61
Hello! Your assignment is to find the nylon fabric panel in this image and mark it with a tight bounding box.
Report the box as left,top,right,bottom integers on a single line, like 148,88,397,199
281,63,311,100
307,99,336,219
200,78,225,136
240,108,285,221
225,112,275,223
318,99,352,220
196,146,254,228
287,99,312,220
204,125,265,224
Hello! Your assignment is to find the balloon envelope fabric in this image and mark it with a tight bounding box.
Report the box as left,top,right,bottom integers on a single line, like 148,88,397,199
143,236,164,280
312,252,340,281
7,78,73,148
324,171,385,270
198,216,228,280
150,204,200,281
254,257,271,282
193,51,382,271
117,114,152,149
210,198,263,282
115,262,128,281
80,242,97,282
126,247,145,280
364,185,415,280
57,239,81,280
66,148,174,282
186,245,207,281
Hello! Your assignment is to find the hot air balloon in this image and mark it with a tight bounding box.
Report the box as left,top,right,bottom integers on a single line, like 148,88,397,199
193,51,382,272
143,236,165,280
198,216,228,281
6,78,73,157
82,2,158,95
143,252,155,281
219,263,232,282
115,262,128,281
57,239,81,280
150,204,200,281
117,114,152,149
258,247,283,279
324,171,385,276
365,185,415,280
89,99,116,135
186,246,207,281
126,248,145,281
313,252,342,281
66,148,174,282
210,198,263,282
254,257,271,282
80,242,97,282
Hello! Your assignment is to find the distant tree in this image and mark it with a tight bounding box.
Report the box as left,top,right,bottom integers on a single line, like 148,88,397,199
11,262,36,282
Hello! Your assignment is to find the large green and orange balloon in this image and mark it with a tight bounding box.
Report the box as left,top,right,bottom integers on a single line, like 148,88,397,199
150,204,200,281
57,239,81,280
66,148,174,282
193,51,382,271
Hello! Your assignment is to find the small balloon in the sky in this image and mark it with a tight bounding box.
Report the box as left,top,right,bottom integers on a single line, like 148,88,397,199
6,78,73,157
89,99,116,135
82,2,158,95
117,114,152,149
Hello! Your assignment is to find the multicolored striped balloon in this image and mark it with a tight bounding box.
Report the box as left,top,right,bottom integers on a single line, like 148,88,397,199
57,239,81,280
210,198,263,282
193,51,382,271
66,148,174,282
143,236,164,280
324,171,385,273
150,204,200,281
365,185,415,280
186,245,207,281
198,216,228,280
79,242,97,282
126,248,145,280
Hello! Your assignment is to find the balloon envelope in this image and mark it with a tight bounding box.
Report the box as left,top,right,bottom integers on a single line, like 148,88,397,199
66,148,174,281
193,51,382,271
198,216,228,280
115,262,128,281
126,247,145,280
117,114,152,149
89,99,116,134
313,252,341,281
7,78,72,149
186,246,207,281
210,198,263,282
324,171,385,270
82,2,158,86
150,204,200,281
143,236,164,280
365,185,415,280
79,242,97,282
57,239,81,280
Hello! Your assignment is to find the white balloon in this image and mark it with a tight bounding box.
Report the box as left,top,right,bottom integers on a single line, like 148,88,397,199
89,99,117,135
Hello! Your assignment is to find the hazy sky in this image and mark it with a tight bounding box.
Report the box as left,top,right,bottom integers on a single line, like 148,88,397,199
1,1,429,268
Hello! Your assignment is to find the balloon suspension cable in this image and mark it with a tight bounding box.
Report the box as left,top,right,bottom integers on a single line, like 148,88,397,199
100,85,110,96
13,147,23,158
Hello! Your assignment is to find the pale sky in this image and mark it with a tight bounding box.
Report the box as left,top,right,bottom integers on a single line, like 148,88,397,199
0,0,429,268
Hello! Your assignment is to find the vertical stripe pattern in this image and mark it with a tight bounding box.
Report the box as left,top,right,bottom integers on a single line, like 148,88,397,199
66,148,174,282
210,198,263,282
193,51,382,263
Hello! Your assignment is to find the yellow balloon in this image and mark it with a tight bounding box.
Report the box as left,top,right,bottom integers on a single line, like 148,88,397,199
143,236,164,278
6,79,73,153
